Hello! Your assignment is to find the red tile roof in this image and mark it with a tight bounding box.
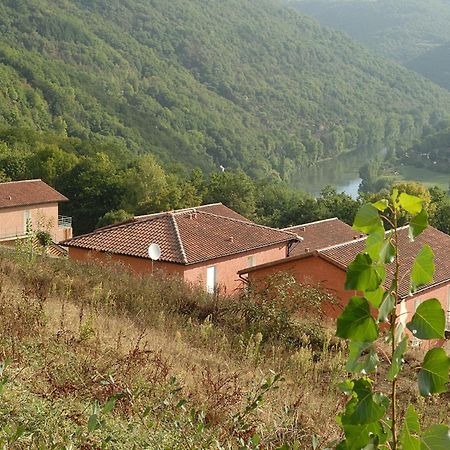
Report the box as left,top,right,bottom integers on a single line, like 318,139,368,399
284,218,360,255
135,203,251,223
320,226,450,298
63,207,297,265
0,179,68,209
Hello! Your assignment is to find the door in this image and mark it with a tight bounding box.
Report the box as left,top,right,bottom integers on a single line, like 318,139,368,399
206,266,216,294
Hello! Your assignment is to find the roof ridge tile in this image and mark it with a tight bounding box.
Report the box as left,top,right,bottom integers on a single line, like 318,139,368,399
170,213,188,264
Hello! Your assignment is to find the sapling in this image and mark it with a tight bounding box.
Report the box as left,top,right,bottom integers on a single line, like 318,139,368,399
334,190,450,449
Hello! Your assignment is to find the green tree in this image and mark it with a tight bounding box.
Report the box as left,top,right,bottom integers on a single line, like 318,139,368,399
204,170,256,219
334,191,450,449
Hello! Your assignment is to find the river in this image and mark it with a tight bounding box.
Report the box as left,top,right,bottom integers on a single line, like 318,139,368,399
292,149,449,198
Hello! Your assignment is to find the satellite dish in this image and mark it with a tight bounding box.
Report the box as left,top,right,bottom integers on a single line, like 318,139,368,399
148,243,161,261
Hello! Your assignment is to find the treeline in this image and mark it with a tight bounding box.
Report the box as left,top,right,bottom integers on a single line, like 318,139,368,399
0,0,450,181
1,127,450,237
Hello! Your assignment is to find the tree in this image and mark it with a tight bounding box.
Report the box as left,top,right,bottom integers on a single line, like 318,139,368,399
204,170,256,219
334,191,450,449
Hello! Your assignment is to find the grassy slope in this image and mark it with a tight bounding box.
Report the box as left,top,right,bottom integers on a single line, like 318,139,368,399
1,0,450,177
0,249,448,448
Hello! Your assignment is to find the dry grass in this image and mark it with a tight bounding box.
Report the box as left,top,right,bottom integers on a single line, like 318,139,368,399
0,249,447,448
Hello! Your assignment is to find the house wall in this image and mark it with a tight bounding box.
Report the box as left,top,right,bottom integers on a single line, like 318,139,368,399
247,255,450,348
68,247,185,276
68,243,288,295
246,255,356,317
184,244,289,295
0,203,68,243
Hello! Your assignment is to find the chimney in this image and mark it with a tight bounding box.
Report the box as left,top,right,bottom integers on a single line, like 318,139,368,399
228,236,234,243
305,247,310,252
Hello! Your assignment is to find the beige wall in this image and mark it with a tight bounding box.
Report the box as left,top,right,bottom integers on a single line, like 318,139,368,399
0,203,69,243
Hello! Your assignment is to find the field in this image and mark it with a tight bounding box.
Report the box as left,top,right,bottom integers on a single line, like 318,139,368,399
0,248,448,449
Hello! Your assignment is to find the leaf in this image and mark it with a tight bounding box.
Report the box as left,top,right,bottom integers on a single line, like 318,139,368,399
365,287,384,309
406,299,445,339
399,405,421,450
378,294,396,323
346,341,379,374
399,193,423,215
387,337,407,381
410,245,435,292
409,208,428,240
102,396,118,414
341,422,386,450
336,297,379,342
346,254,385,292
372,199,389,212
342,378,387,425
88,414,101,433
417,348,450,396
420,425,450,450
365,230,384,262
353,204,384,234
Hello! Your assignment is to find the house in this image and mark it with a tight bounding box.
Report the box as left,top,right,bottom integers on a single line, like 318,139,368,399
0,179,72,244
239,225,450,339
63,204,299,294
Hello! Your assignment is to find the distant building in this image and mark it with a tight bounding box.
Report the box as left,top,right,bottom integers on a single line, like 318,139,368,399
0,179,72,245
63,203,299,294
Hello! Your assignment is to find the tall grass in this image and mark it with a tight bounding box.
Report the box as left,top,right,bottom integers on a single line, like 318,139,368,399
0,250,446,448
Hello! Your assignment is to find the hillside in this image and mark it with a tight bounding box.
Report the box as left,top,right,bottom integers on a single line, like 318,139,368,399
408,42,450,91
291,0,450,64
1,249,448,448
1,0,450,180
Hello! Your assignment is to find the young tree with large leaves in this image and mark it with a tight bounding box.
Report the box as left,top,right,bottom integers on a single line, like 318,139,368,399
334,190,450,449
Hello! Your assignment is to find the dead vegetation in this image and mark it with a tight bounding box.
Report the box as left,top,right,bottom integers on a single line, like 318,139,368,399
0,250,447,448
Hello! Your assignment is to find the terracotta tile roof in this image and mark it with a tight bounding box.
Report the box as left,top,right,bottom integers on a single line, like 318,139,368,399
63,209,297,265
284,218,360,256
319,226,450,298
134,203,252,223
0,179,68,209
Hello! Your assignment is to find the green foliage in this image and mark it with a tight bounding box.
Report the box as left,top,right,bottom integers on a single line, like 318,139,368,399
0,0,449,184
418,348,450,397
406,299,446,340
334,193,449,449
336,297,378,342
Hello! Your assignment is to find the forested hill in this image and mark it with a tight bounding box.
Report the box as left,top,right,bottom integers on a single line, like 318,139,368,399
2,0,450,180
291,0,450,64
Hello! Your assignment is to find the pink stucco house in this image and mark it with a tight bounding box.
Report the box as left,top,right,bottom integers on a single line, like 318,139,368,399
0,179,72,244
63,203,300,295
240,225,450,344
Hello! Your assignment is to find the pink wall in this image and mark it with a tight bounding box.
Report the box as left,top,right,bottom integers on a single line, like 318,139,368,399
0,203,68,242
68,247,185,276
184,244,288,295
247,254,355,317
248,254,450,347
69,243,288,295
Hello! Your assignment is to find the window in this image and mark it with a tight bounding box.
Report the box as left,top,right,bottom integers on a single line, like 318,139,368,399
247,255,256,268
206,266,216,294
24,210,31,234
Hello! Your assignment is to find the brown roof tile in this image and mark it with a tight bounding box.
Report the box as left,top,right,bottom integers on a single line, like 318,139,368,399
0,179,68,209
284,218,360,255
320,226,450,298
64,208,297,265
134,203,252,223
